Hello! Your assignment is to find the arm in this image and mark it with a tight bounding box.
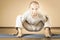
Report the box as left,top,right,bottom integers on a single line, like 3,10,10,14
15,15,23,28
15,13,27,37
44,16,51,37
15,15,23,37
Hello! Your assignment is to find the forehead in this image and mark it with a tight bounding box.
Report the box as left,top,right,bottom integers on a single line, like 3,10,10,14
30,3,39,8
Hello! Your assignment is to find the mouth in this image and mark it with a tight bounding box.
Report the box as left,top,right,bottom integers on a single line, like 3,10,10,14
31,13,38,18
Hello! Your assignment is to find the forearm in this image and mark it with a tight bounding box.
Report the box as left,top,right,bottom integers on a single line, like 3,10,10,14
44,27,51,37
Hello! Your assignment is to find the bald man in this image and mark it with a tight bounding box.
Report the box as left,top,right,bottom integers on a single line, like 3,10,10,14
15,1,51,37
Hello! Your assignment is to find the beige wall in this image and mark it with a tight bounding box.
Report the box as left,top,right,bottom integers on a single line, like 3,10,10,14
0,0,60,35
0,0,60,27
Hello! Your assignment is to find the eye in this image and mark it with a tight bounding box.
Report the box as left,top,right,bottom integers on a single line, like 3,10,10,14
36,8,38,10
32,8,34,10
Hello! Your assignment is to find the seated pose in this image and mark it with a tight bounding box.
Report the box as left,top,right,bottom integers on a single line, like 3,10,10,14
15,1,51,37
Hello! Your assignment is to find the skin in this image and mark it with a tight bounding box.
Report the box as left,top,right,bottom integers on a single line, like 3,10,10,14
29,3,39,18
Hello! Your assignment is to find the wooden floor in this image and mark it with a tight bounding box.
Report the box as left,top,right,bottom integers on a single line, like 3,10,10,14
0,38,60,40
0,27,60,40
0,27,60,34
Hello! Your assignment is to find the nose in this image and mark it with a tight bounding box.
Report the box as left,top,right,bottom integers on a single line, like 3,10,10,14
33,10,36,12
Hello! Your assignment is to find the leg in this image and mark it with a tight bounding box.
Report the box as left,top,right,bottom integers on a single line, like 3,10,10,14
44,27,51,37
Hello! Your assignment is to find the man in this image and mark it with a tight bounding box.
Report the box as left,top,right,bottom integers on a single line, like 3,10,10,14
15,1,51,37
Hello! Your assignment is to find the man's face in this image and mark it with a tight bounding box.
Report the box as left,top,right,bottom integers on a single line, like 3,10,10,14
30,3,39,17
30,3,39,13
